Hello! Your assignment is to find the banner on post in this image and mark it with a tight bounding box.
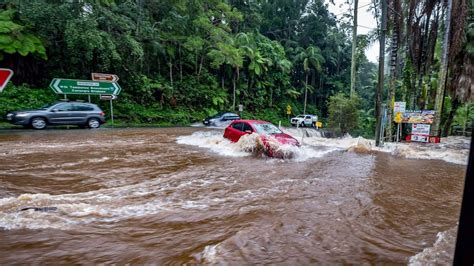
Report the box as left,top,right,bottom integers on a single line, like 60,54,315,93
402,110,435,124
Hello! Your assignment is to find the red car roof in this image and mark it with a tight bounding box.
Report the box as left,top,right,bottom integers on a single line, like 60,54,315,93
232,119,271,124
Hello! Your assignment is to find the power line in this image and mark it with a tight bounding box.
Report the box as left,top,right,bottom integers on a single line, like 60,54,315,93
357,24,376,30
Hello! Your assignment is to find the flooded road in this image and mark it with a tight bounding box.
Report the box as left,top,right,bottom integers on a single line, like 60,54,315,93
0,128,468,264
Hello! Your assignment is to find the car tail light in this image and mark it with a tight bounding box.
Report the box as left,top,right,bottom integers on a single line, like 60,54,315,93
100,112,105,116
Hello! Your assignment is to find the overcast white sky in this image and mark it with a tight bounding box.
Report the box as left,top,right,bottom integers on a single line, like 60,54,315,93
326,0,379,63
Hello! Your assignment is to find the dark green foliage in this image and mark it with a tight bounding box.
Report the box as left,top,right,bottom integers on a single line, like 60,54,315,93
0,0,378,134
327,93,361,135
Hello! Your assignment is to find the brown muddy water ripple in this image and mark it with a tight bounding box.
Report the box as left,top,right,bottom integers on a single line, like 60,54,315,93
0,128,467,264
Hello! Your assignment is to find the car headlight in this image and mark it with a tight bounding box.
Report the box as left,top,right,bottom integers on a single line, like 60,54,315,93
15,112,29,117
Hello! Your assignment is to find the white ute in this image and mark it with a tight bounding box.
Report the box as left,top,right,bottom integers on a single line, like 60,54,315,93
291,114,318,127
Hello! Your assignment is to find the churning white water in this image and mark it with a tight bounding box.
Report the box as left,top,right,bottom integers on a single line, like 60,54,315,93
177,127,470,165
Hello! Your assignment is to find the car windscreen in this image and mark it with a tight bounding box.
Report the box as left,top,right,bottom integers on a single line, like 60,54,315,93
253,123,283,134
297,115,305,118
210,112,225,118
40,103,56,110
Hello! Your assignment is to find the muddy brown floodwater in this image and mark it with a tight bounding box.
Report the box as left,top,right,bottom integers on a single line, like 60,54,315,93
0,128,468,264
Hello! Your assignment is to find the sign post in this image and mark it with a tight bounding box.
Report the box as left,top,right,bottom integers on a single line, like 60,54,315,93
50,79,121,95
50,78,121,128
91,73,119,82
0,68,14,93
393,102,406,142
238,104,243,118
286,104,292,120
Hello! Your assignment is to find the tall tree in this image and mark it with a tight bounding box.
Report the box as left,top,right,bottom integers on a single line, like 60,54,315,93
296,46,325,114
431,0,453,137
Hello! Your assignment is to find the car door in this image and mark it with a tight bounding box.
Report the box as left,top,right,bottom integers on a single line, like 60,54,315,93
225,122,246,142
70,103,93,124
48,103,74,124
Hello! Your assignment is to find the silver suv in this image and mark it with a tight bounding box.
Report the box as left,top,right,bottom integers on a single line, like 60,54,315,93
5,101,106,129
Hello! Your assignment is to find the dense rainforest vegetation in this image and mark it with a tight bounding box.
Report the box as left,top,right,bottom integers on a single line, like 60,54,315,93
0,0,472,138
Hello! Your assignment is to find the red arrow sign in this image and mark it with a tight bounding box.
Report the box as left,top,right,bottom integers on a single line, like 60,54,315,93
91,73,119,82
0,68,14,93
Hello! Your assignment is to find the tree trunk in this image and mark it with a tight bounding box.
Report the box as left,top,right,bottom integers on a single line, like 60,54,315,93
198,56,204,79
169,62,173,87
232,68,236,111
303,72,309,115
431,0,452,137
375,0,387,147
179,44,183,82
442,98,460,136
350,0,358,98
385,5,400,142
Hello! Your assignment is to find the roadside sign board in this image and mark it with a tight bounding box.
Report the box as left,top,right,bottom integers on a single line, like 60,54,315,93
286,104,291,115
100,94,117,100
412,134,429,142
91,73,119,82
411,124,430,143
394,102,406,113
50,78,121,95
402,110,435,124
412,124,430,135
394,112,403,123
0,68,14,93
238,104,243,112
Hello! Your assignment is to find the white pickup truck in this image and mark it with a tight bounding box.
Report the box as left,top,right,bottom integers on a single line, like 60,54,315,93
290,114,318,127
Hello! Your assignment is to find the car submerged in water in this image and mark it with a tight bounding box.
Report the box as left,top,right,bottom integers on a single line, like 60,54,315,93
223,120,300,157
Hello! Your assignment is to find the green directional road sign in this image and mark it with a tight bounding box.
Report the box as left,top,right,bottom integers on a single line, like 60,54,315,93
49,78,122,95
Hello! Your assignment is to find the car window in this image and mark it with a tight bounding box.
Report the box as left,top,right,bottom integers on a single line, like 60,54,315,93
253,123,282,134
74,104,94,111
242,123,253,132
211,112,224,118
305,116,311,119
55,103,74,111
40,103,56,110
232,122,243,131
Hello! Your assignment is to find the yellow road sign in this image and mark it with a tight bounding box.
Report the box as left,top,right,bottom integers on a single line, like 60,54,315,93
394,112,402,123
286,104,291,115
316,121,322,128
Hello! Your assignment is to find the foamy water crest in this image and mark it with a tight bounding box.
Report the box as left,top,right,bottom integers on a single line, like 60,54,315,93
283,128,470,165
408,227,457,265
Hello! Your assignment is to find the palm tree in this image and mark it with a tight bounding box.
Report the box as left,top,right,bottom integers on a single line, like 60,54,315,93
207,40,243,111
296,46,325,114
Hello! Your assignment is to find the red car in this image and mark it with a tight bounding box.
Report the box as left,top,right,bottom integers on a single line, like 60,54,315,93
223,120,300,157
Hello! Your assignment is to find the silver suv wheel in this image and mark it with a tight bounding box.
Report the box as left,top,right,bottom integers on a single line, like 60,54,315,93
31,117,47,130
88,118,100,129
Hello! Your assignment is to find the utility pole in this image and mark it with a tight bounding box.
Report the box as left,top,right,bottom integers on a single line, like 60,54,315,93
350,0,359,98
375,0,387,147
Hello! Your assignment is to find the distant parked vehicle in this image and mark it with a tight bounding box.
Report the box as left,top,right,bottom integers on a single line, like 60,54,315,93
203,112,240,126
290,114,318,127
5,101,106,129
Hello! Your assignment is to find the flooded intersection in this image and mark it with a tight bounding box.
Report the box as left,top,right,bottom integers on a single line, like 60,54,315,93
0,128,468,264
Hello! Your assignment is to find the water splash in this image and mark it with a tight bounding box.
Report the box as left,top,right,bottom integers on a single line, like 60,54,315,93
282,128,470,165
408,227,457,265
176,130,339,161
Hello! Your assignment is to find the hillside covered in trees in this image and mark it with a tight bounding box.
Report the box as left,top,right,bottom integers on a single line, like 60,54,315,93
0,0,472,137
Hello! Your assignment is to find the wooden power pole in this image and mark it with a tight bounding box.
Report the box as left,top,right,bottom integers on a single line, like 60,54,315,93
350,0,359,98
375,0,387,147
